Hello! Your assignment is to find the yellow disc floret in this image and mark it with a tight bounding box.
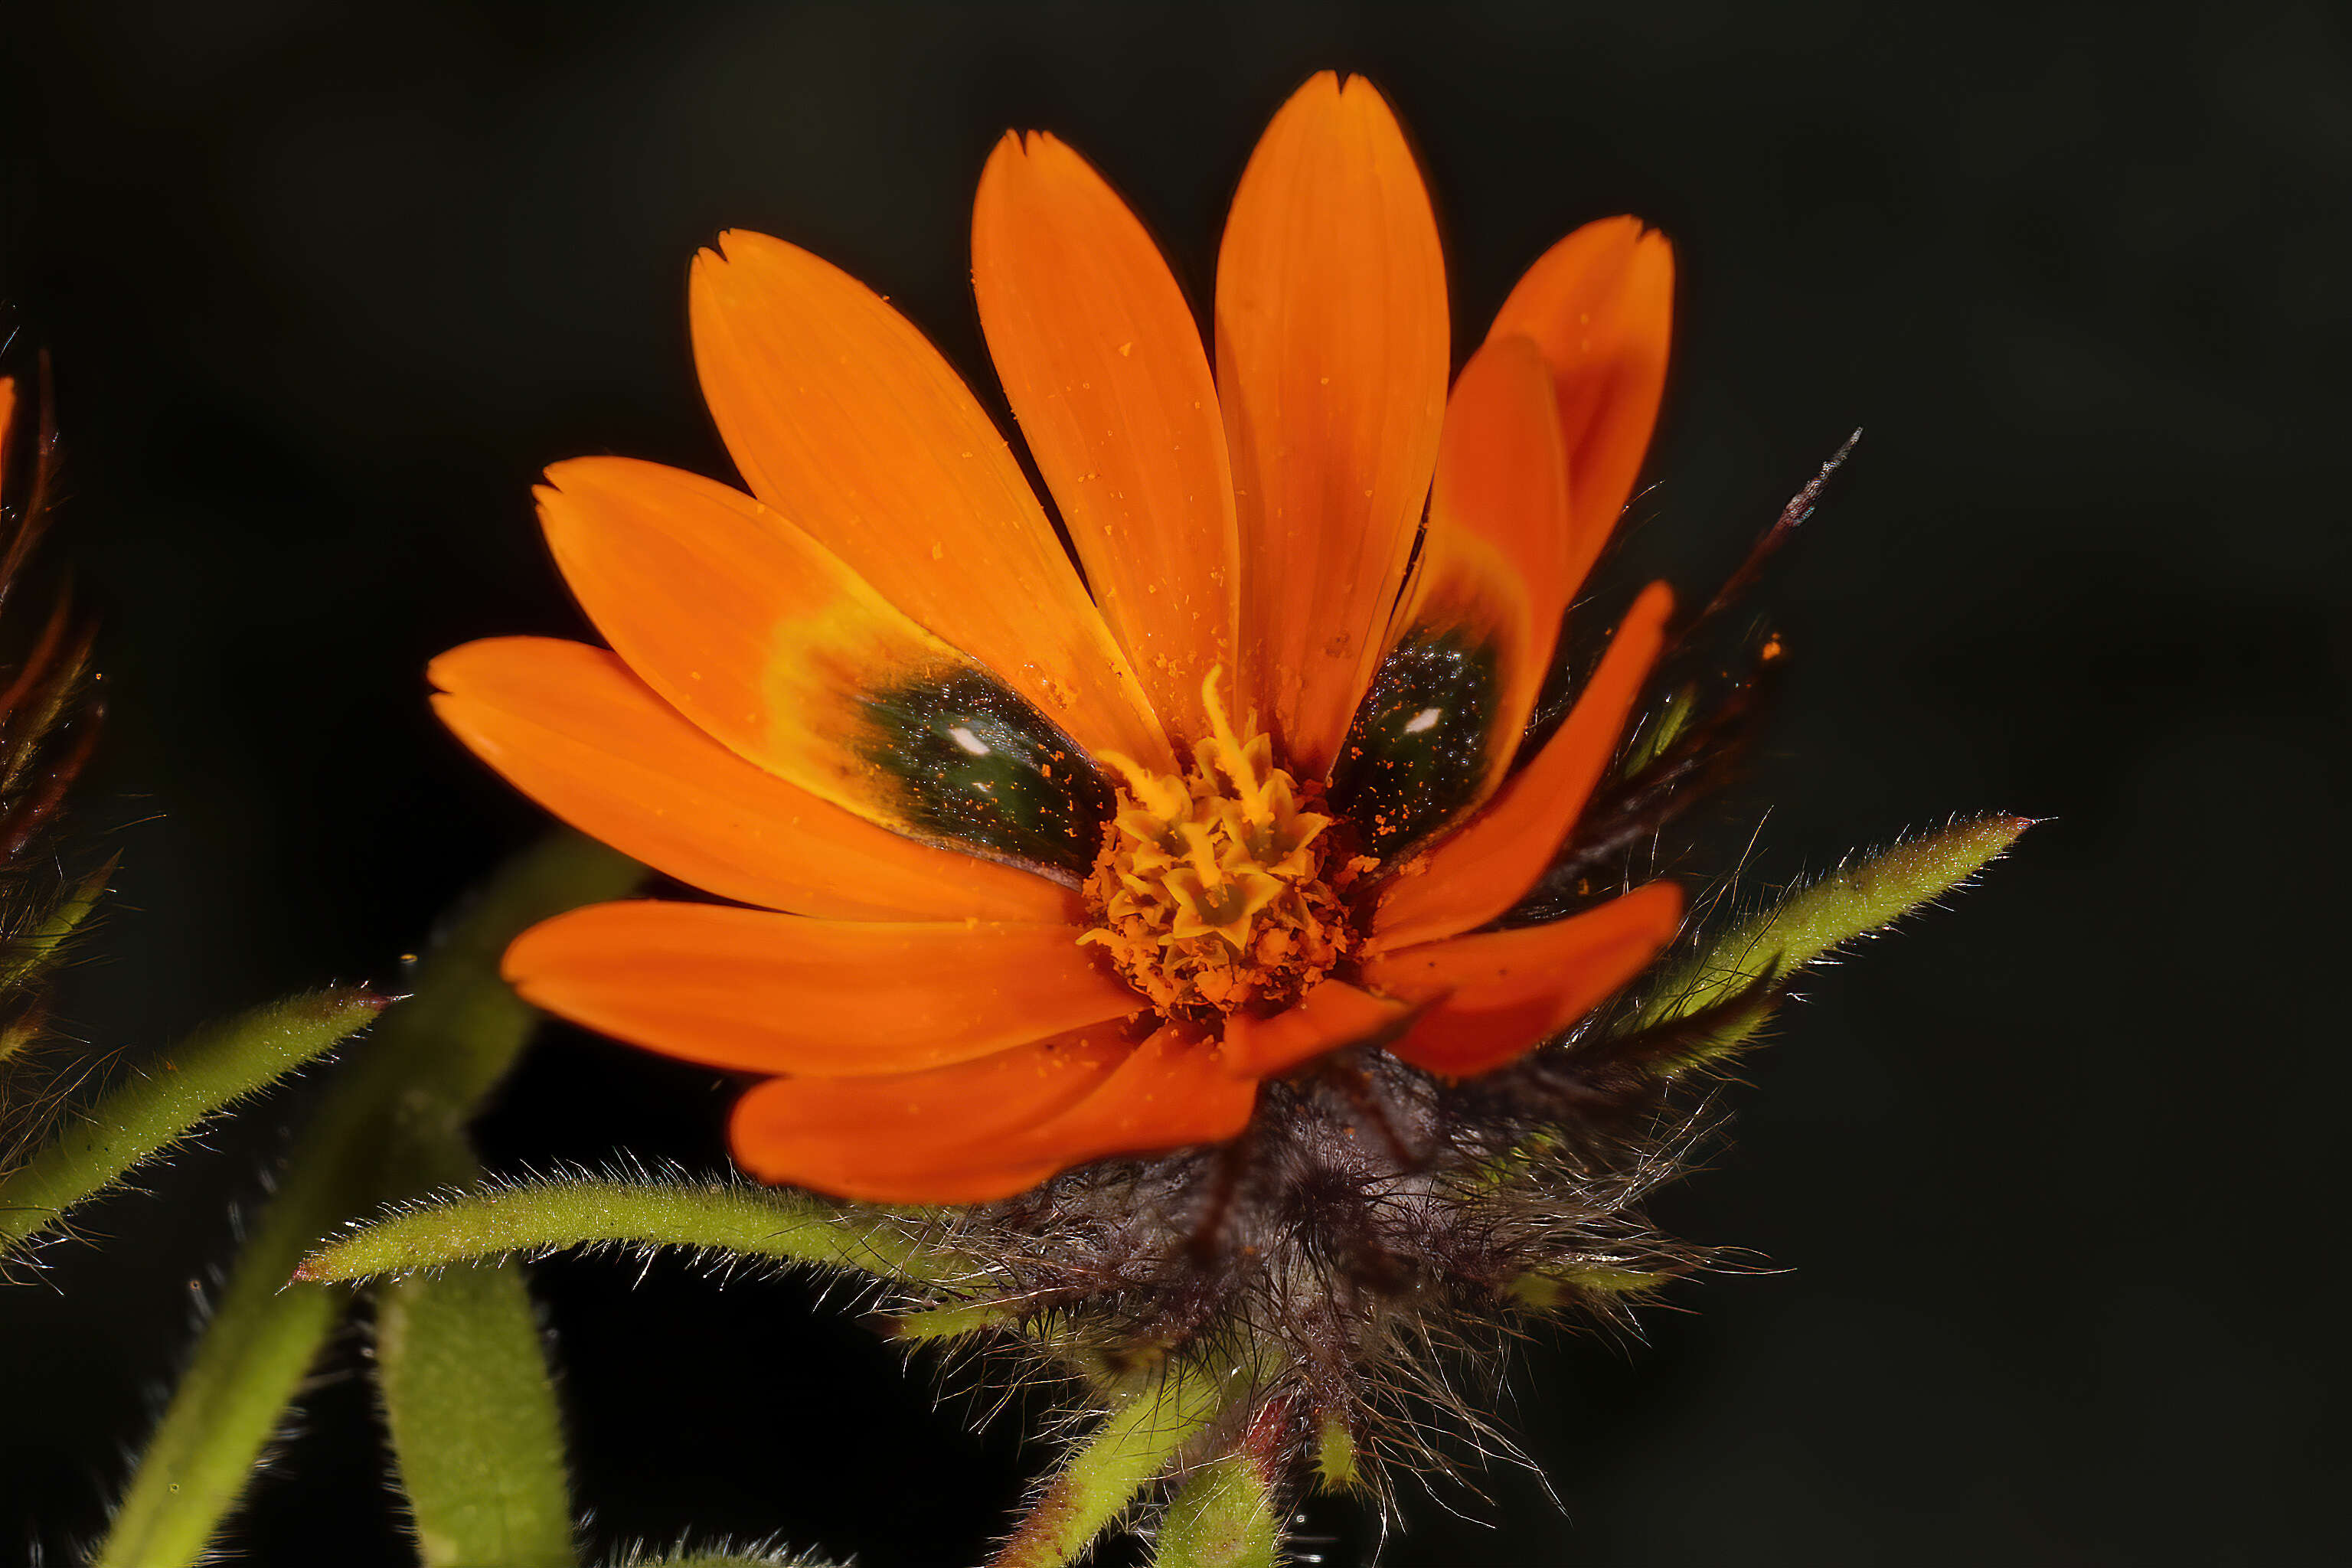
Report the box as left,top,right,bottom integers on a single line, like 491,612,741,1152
1080,670,1367,1019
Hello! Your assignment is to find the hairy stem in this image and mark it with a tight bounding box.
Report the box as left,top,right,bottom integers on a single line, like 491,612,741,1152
0,854,110,997
294,1175,966,1286
96,831,639,1568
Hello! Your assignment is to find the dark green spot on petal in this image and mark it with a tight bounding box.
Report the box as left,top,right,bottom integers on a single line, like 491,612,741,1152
857,666,1112,880
1328,624,1501,860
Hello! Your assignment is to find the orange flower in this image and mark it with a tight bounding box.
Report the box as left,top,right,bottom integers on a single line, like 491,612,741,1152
430,72,1683,1204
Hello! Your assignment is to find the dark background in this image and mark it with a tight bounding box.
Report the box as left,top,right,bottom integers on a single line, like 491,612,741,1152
2,2,2344,1563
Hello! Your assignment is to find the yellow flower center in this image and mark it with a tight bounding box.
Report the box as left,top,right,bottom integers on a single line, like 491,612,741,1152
1080,671,1371,1021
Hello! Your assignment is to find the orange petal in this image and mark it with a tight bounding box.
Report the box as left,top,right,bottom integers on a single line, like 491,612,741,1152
430,635,1078,924
972,132,1240,751
504,901,1142,1076
1328,335,1573,857
1487,217,1674,570
1419,335,1576,748
1217,70,1449,778
1365,881,1682,1076
0,377,15,510
1009,1021,1258,1168
1216,979,1413,1080
727,1027,1133,1203
537,456,1115,880
689,230,1173,771
1368,581,1672,952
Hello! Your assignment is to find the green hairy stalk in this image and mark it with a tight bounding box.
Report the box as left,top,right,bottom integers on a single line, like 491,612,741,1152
0,856,109,1004
96,831,640,1568
295,1174,964,1288
371,1070,578,1567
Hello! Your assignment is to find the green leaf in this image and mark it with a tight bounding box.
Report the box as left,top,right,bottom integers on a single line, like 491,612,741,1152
378,1259,577,1568
96,831,642,1568
1508,1265,1671,1308
988,1364,1243,1568
294,1175,968,1288
0,986,386,1259
373,833,645,1120
1630,813,2034,1061
1619,682,1697,778
1312,1413,1357,1494
371,1058,578,1568
0,854,112,1001
1155,1453,1280,1568
877,1298,1017,1341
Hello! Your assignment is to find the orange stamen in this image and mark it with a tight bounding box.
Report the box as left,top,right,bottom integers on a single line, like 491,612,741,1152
1080,668,1364,1019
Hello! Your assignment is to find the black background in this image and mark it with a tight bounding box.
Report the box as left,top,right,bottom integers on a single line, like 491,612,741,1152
2,2,2345,1563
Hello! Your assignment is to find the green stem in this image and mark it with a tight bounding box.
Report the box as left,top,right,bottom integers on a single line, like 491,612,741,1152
96,831,640,1568
988,1364,1242,1568
91,1057,388,1568
294,1176,965,1288
0,988,384,1258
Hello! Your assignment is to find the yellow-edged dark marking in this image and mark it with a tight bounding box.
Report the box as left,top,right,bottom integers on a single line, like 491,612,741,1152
857,662,1112,879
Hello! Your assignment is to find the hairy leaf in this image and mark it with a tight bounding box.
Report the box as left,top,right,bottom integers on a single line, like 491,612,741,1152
988,1365,1240,1568
379,1259,577,1568
0,987,384,1259
1628,813,2034,1063
1155,1453,1279,1568
0,854,110,1003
